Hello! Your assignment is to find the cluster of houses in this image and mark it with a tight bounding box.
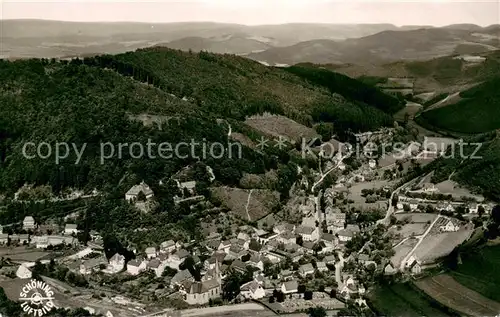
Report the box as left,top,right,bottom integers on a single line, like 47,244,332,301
396,195,490,215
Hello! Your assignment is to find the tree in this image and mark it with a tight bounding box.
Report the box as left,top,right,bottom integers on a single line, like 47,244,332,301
308,307,327,317
298,284,306,293
296,235,304,246
304,290,313,300
137,191,147,201
492,205,500,224
269,296,275,303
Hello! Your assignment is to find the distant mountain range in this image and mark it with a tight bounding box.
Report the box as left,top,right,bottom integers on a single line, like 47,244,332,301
248,26,500,65
4,19,497,60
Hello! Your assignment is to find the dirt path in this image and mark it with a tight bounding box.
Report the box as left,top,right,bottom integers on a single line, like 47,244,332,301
245,189,254,221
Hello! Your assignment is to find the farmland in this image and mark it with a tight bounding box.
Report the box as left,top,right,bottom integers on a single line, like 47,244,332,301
415,274,500,316
211,187,280,221
450,246,500,302
414,225,474,263
370,283,453,317
244,114,319,142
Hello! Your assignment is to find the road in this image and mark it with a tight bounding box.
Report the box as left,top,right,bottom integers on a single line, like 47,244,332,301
399,214,444,271
335,251,345,286
245,189,254,221
377,177,420,226
311,151,352,193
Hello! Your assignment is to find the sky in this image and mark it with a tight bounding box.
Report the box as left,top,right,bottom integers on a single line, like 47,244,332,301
1,0,499,27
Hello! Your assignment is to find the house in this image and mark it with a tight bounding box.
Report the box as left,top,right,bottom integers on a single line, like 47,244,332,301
204,252,226,270
80,255,108,275
16,264,32,279
171,269,194,287
396,202,404,210
439,218,460,232
324,255,336,265
273,223,295,235
321,233,337,248
438,202,455,212
421,183,437,193
237,232,251,241
127,259,147,276
23,216,36,231
409,200,419,211
183,279,221,305
299,263,315,277
248,254,264,271
125,181,154,202
409,260,422,275
337,229,354,242
384,263,397,275
368,159,377,169
107,253,125,273
147,259,166,277
295,225,320,242
325,213,346,231
255,232,278,245
240,280,265,299
64,224,78,235
230,259,248,274
218,240,232,253
316,261,328,272
177,180,197,195
277,231,296,245
468,203,479,214
281,280,298,294
145,247,157,259
168,249,190,270
160,240,176,254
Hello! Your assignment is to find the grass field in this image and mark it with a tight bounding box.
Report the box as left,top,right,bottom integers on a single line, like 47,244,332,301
415,274,500,316
370,283,453,317
450,246,500,302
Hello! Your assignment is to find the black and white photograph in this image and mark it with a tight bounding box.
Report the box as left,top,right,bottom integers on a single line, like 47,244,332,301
0,1,500,316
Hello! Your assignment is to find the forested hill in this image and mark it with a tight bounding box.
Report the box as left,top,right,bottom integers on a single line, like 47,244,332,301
0,48,402,195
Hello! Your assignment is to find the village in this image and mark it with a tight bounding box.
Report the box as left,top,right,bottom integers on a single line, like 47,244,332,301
0,130,495,317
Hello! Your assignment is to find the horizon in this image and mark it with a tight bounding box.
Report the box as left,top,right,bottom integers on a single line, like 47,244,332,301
1,0,499,27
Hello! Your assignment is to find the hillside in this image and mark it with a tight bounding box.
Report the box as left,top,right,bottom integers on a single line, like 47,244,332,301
416,77,500,134
249,27,500,66
0,49,403,195
160,35,272,55
430,131,500,201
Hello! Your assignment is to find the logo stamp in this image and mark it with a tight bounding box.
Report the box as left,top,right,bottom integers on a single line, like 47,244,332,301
18,279,55,316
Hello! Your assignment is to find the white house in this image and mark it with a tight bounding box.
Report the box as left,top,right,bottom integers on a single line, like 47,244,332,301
125,181,154,202
409,200,419,211
160,240,176,254
281,280,298,294
127,259,147,276
273,223,295,235
316,261,328,272
337,229,354,242
299,263,315,277
107,253,125,273
468,203,479,214
368,159,377,169
277,231,296,245
145,247,157,259
23,216,36,231
240,281,265,300
16,264,32,279
64,224,78,235
384,263,397,275
440,219,460,232
295,225,320,242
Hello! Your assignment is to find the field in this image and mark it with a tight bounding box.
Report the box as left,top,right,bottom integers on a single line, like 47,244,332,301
245,114,319,143
370,283,453,317
394,102,423,121
391,223,428,239
394,213,437,224
450,246,500,302
414,226,474,263
390,238,418,267
415,274,500,316
211,187,280,221
435,180,485,202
